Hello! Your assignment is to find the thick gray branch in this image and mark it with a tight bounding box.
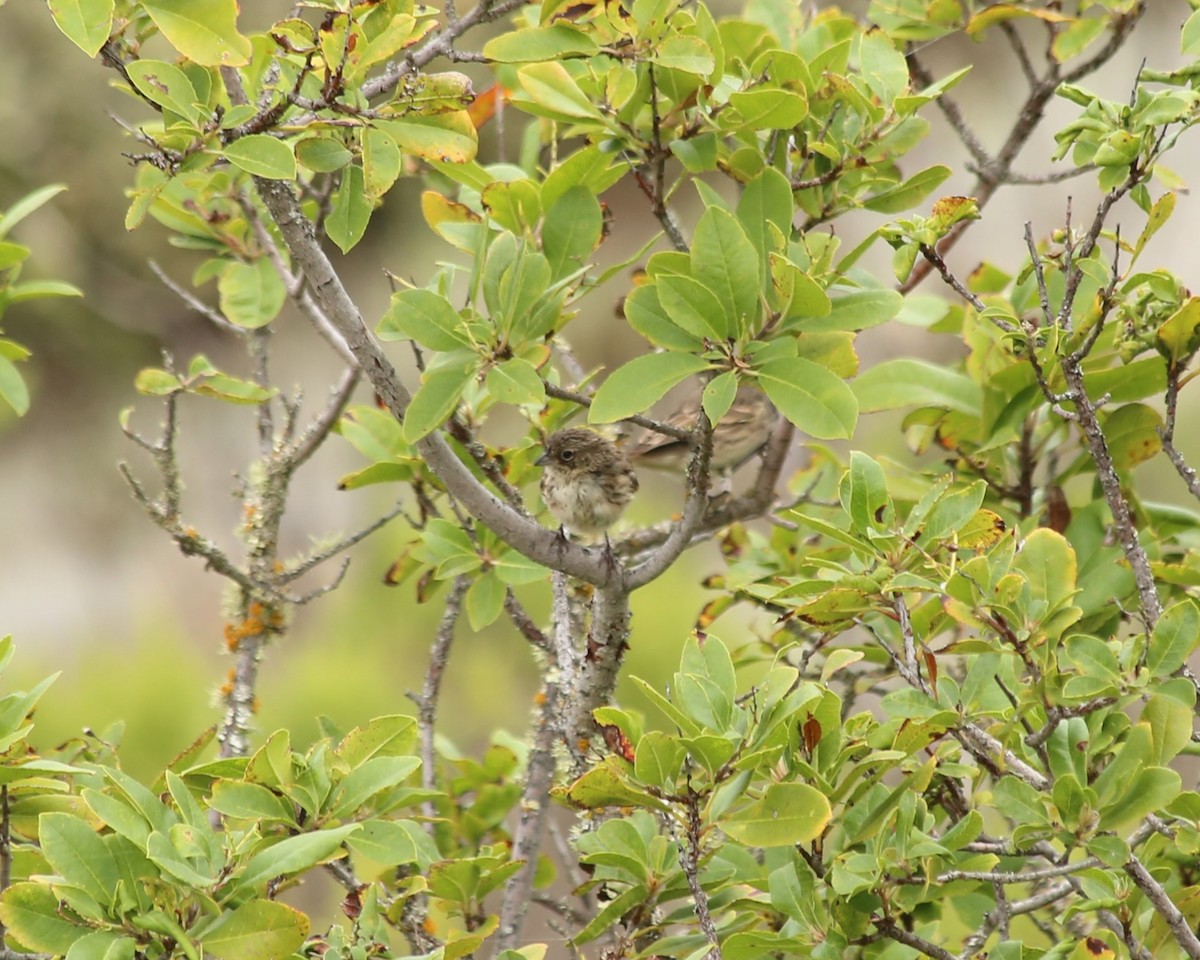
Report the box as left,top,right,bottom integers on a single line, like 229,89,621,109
251,178,616,586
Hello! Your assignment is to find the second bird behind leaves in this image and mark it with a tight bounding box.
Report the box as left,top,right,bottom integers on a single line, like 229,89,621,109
536,428,639,543
624,384,778,473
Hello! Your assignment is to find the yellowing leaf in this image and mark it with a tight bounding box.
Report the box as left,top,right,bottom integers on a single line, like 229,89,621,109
966,4,1071,39
48,0,114,57
723,783,831,846
375,112,478,163
141,0,251,66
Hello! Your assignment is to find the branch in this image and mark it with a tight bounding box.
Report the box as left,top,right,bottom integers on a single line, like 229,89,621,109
504,588,550,651
544,382,692,443
495,674,561,953
250,177,618,586
900,3,1146,293
412,575,469,823
872,918,956,960
1125,855,1200,958
616,418,792,559
679,789,721,960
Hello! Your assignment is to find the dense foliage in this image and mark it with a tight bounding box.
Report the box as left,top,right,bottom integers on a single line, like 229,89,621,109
4,0,1200,958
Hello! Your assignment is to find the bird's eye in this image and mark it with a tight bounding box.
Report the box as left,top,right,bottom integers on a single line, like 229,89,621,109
560,449,575,462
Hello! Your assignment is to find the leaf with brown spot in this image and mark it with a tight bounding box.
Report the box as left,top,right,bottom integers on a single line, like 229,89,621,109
958,509,1007,549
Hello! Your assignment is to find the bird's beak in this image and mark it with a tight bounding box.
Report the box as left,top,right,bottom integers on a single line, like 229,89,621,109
535,451,550,467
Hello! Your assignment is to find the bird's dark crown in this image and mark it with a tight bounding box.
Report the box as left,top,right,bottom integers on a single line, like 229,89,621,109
539,428,620,471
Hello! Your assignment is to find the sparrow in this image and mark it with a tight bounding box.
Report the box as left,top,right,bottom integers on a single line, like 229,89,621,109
536,428,639,543
624,384,778,473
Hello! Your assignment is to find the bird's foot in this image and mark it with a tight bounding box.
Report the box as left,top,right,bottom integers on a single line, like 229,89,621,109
599,534,621,574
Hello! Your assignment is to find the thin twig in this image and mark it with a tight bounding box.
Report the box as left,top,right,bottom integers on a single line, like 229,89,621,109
679,789,721,960
413,575,470,825
1125,855,1200,958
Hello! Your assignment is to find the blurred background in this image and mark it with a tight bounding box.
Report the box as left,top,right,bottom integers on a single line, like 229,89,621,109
1,0,1198,778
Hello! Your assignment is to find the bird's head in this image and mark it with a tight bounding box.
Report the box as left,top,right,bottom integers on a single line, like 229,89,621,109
536,428,617,474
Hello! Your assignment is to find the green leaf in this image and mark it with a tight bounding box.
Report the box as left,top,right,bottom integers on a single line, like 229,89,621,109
1100,766,1182,831
562,759,667,811
727,89,808,130
702,370,738,426
124,60,202,121
863,165,951,214
345,819,439,868
296,137,352,173
847,451,889,534
234,825,359,895
515,62,601,120
191,372,275,405
1103,403,1162,470
0,241,29,271
0,354,30,416
140,0,251,67
7,279,83,303
1185,9,1200,56
1157,297,1200,365
670,133,718,173
330,756,422,817
82,789,152,845
0,882,86,954
858,30,909,103
39,813,119,906
657,275,728,340
756,357,858,439
632,731,685,789
0,184,67,240
1013,528,1077,613
65,931,132,960
481,179,542,235
483,24,598,62
0,185,68,239
723,783,831,846
326,166,372,254
218,259,286,329
737,168,793,264
209,781,296,823
402,360,477,442
1143,693,1192,766
203,900,309,960
362,129,402,198
654,36,714,75
47,0,114,57
1147,600,1200,678
588,352,710,423
852,358,980,414
378,289,472,351
465,571,506,630
1051,15,1106,63
691,207,760,339
624,284,703,351
222,135,296,181
336,715,418,766
541,145,624,209
485,358,545,406
805,289,904,332
542,186,603,279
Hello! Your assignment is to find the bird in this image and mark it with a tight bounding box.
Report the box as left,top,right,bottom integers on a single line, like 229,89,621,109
623,384,778,474
536,428,639,547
